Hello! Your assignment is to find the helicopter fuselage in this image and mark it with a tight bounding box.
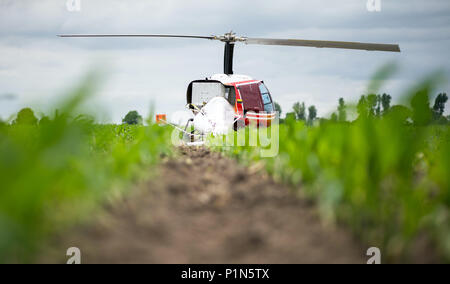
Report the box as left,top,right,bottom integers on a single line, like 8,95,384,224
186,74,276,128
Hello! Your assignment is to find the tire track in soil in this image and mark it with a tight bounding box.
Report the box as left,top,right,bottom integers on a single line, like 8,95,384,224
43,147,365,263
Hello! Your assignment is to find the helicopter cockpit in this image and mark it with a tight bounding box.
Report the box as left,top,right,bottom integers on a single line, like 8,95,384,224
186,80,236,110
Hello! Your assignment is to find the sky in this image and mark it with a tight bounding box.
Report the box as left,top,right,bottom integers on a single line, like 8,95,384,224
0,0,449,122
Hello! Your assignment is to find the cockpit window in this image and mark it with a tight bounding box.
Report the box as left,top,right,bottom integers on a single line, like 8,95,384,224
259,83,274,112
259,83,269,96
264,101,274,112
191,82,226,106
225,86,236,106
261,93,271,105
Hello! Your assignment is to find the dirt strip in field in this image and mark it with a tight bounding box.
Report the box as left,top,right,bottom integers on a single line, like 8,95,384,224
41,147,366,263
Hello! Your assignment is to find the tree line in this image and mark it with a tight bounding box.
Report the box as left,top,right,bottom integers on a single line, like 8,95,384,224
0,109,144,126
274,102,318,125
275,92,449,125
2,93,448,127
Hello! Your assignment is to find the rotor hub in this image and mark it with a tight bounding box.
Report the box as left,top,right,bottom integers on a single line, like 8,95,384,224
213,32,246,43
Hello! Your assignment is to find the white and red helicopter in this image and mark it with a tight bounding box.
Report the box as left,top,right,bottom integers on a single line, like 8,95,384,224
59,32,400,139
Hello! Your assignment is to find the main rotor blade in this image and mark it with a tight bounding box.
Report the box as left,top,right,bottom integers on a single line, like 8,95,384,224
245,38,400,52
57,34,215,40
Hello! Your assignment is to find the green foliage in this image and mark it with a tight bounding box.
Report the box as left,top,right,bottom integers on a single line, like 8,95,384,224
285,112,296,121
293,102,306,120
38,116,50,125
338,98,347,122
387,105,412,123
357,95,368,118
0,77,173,262
381,93,392,113
291,102,318,124
308,105,317,124
221,69,450,262
358,93,394,119
122,110,143,125
433,93,448,122
367,94,378,116
411,87,432,126
330,113,338,122
13,108,38,125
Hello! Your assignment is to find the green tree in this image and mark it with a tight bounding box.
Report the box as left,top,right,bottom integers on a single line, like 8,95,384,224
13,108,38,125
285,112,296,121
308,105,317,125
337,97,346,122
122,110,143,125
357,95,368,118
358,94,380,118
39,116,51,125
381,93,392,113
376,95,382,116
432,93,448,118
293,102,306,120
411,90,432,126
274,102,282,117
367,94,378,116
388,105,412,123
330,112,338,122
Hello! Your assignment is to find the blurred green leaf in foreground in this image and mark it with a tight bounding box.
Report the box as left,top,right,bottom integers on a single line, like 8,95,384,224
220,64,450,262
0,72,173,263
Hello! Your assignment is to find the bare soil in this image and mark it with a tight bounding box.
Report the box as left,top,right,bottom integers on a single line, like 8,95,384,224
42,147,366,263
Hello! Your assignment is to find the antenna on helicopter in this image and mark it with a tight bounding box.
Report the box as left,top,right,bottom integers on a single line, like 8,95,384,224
58,32,401,75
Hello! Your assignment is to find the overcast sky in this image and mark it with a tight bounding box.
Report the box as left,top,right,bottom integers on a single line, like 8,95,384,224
0,0,449,122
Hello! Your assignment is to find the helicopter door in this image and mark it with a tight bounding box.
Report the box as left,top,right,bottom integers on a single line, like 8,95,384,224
191,82,226,106
238,83,264,113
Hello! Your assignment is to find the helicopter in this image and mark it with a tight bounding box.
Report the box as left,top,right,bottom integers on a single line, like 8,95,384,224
58,32,400,136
